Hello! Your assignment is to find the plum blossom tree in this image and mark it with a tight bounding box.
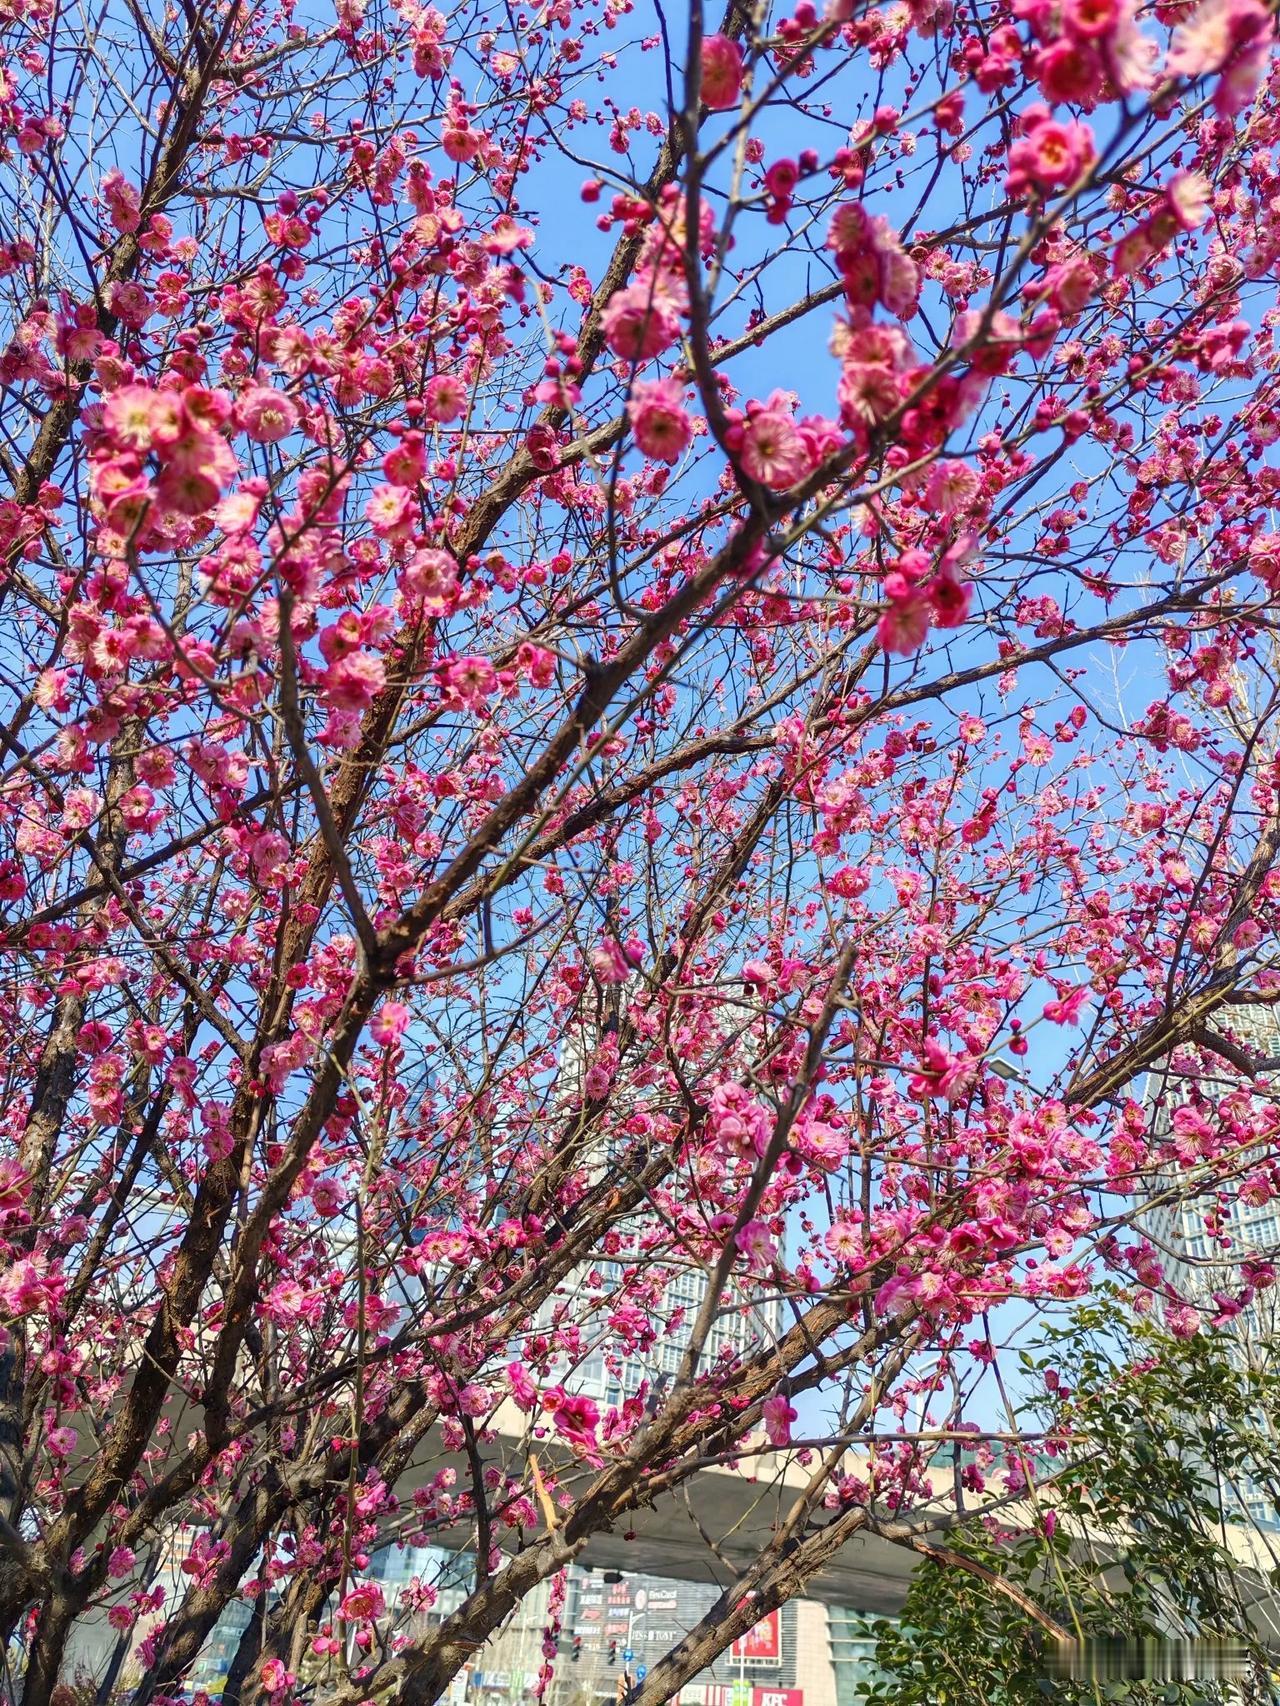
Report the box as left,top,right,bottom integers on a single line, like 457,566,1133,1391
2,0,1280,1700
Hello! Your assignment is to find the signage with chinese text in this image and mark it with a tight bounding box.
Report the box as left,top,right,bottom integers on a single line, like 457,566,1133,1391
730,1611,782,1666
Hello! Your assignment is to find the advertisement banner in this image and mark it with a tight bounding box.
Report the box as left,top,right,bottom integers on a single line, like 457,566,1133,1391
698,1688,801,1706
645,1587,680,1611
730,1611,782,1665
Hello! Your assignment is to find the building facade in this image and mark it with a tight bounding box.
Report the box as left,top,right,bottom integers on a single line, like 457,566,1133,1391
1141,1003,1280,1530
365,1547,872,1706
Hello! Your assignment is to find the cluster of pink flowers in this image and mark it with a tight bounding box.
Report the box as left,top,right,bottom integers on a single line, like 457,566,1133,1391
1018,0,1154,104
1004,106,1095,197
100,167,142,233
825,200,1014,521
827,202,921,323
907,1038,977,1101
9,0,1280,1679
318,608,388,714
601,188,699,368
833,318,917,432
602,189,716,469
0,1254,63,1331
1166,0,1274,113
95,382,240,533
604,280,685,364
1112,171,1212,275
534,1571,570,1703
709,1081,772,1158
877,539,974,654
724,390,825,490
541,1386,603,1461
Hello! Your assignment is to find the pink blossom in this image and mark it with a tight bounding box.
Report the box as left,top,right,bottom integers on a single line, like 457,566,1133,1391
700,34,744,108
877,237,922,320
157,463,220,516
1167,171,1212,230
908,1039,974,1100
762,1392,798,1447
742,958,772,990
103,385,181,452
1105,8,1157,89
928,572,972,629
263,1280,310,1325
507,1361,538,1409
1167,0,1273,112
874,1272,917,1319
0,1160,29,1215
1166,1303,1202,1339
627,377,694,463
441,654,498,711
321,652,386,711
825,1217,863,1261
735,1219,777,1266
259,1658,295,1694
602,278,682,361
877,594,932,654
542,1387,601,1455
338,1581,386,1621
402,548,460,614
238,386,298,443
737,398,809,489
1062,0,1119,42
366,483,413,535
1043,986,1090,1025
214,484,265,533
924,459,981,516
370,1001,411,1044
384,433,426,487
590,940,632,983
1005,107,1095,196
425,374,468,421
311,1176,346,1215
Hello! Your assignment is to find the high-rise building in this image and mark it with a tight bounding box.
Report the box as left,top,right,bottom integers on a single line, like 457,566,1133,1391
549,991,784,1409
1141,1002,1280,1530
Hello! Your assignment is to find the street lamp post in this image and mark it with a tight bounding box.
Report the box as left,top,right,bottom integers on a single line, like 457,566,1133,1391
621,1589,647,1702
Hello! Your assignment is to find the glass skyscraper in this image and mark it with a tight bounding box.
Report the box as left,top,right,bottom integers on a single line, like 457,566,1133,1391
1142,1002,1280,1530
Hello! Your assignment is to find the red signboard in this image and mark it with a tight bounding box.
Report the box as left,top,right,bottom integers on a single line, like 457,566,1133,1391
692,1688,801,1706
731,1611,781,1664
